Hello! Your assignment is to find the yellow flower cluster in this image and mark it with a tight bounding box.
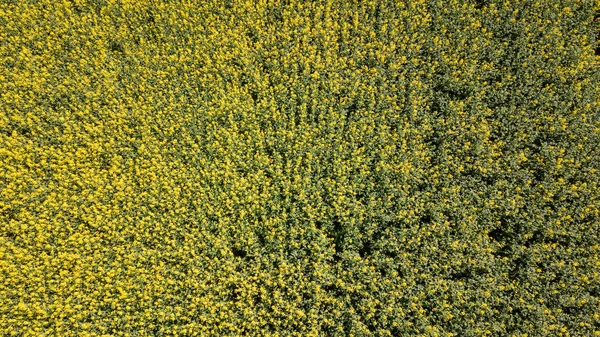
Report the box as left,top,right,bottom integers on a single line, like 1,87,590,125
1,0,600,335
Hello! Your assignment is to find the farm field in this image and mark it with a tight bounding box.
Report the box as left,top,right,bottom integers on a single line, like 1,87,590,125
1,0,600,336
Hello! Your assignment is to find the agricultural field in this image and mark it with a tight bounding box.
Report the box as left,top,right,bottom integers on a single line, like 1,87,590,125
1,0,600,336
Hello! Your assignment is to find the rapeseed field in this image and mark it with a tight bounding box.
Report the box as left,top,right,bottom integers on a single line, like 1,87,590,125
1,0,599,336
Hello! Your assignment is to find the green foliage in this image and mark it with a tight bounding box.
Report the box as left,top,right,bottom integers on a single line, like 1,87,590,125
1,0,600,336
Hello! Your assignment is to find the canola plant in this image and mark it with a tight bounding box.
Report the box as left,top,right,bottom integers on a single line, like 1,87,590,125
1,0,600,336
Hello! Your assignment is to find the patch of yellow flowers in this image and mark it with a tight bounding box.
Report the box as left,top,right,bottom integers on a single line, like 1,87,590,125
1,0,600,335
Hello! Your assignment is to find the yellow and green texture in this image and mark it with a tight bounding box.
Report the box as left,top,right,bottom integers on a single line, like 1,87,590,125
1,0,600,336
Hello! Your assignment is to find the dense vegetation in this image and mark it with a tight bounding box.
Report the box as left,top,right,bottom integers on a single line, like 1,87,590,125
1,0,600,336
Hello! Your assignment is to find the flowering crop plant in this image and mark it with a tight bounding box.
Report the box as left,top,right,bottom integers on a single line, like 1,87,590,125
1,0,600,336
